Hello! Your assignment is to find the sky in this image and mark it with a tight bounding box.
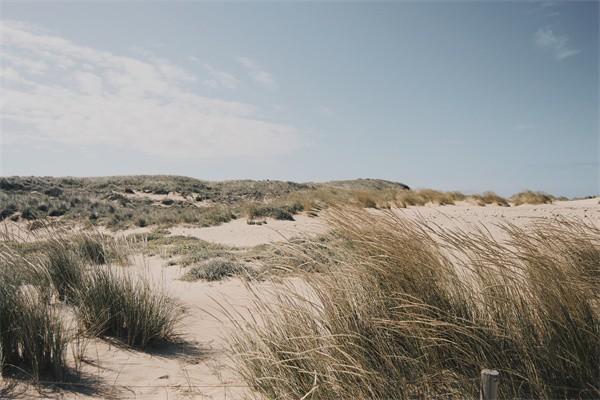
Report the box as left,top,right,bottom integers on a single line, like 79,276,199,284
0,1,598,197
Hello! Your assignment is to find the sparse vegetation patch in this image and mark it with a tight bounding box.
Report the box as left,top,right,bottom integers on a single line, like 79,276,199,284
183,258,251,281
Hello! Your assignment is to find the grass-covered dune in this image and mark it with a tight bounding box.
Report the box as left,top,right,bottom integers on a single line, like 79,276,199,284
0,176,411,229
0,175,568,231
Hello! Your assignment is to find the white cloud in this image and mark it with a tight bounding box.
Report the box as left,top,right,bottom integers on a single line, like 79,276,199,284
0,21,301,158
534,27,580,60
237,57,277,89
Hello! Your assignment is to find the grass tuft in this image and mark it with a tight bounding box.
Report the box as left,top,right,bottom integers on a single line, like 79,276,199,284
75,268,182,348
511,190,555,205
0,250,69,380
183,258,250,281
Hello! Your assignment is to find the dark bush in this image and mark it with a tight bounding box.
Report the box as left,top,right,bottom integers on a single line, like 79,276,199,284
44,187,63,197
0,204,18,221
0,178,24,191
21,207,38,220
49,208,66,217
136,218,148,227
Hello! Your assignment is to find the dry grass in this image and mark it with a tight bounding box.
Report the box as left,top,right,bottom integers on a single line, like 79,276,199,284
1,226,182,387
182,258,252,281
471,191,510,206
511,190,555,206
0,246,70,380
75,267,182,348
230,208,600,399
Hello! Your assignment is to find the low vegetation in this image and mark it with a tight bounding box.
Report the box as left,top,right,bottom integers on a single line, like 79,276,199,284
183,258,251,281
133,232,234,266
511,190,555,205
1,176,576,234
231,209,600,399
471,191,510,206
244,202,303,222
0,227,182,386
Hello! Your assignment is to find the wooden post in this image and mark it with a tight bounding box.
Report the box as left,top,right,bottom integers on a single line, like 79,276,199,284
480,369,499,400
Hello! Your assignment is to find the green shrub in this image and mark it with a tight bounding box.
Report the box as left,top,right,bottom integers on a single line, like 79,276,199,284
136,218,148,227
48,208,66,217
44,187,63,197
246,204,295,221
21,207,38,220
0,204,17,221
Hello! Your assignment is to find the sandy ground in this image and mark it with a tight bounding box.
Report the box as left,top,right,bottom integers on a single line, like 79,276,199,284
4,198,599,399
394,198,600,238
168,214,328,247
69,256,258,400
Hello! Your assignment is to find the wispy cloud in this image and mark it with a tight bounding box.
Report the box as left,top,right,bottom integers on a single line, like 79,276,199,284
237,57,277,89
534,27,580,60
189,56,239,90
0,21,302,159
202,63,239,89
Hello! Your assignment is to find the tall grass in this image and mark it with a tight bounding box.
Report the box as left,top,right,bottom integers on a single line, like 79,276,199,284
1,226,181,388
230,208,600,399
45,240,84,302
75,268,182,348
0,248,69,380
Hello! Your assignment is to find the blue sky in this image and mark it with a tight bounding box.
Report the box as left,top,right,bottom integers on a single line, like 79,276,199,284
0,1,597,196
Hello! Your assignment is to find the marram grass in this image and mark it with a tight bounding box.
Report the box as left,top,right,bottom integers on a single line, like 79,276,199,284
230,208,600,399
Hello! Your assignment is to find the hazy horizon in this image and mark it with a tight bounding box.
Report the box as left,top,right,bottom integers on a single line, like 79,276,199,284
1,1,598,197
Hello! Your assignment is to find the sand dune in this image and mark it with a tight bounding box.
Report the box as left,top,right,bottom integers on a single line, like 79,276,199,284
4,198,598,399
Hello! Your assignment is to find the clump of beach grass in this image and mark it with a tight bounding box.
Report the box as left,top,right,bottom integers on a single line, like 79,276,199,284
0,248,70,381
76,233,127,265
75,268,182,348
230,208,600,399
471,191,509,206
511,190,555,205
183,258,251,281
